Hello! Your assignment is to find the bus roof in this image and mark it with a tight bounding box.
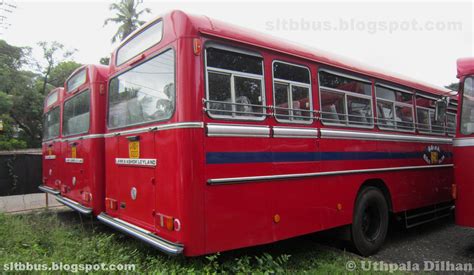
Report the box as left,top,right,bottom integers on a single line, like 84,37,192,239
457,57,474,79
116,10,452,97
64,64,109,92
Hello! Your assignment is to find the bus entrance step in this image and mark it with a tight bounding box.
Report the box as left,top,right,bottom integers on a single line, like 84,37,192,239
404,201,453,228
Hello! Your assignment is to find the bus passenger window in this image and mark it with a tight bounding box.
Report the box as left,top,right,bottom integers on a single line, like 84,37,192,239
319,70,372,127
376,85,414,132
395,105,414,131
416,94,445,134
321,91,346,124
348,96,372,126
274,83,290,119
272,61,312,123
205,47,265,119
447,113,456,136
416,108,430,131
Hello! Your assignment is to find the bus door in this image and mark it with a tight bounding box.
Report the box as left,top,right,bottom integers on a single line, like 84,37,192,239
107,49,176,228
115,132,156,227
62,89,91,196
64,140,85,194
43,139,61,188
42,105,61,189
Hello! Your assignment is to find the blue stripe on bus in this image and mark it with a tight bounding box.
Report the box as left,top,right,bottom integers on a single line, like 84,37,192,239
205,151,448,164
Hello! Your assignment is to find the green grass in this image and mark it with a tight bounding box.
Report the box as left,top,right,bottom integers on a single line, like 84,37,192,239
0,210,395,274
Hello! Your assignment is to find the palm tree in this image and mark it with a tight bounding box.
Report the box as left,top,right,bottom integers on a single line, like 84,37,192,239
104,0,151,43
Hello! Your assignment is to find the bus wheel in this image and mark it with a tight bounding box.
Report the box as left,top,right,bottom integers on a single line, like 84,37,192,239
351,187,388,256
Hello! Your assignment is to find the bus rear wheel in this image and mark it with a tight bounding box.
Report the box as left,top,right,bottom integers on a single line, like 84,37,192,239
351,187,388,256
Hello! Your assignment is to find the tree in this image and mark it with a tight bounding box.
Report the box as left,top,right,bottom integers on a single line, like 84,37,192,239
37,41,77,94
100,56,110,65
0,40,31,95
48,61,82,88
445,82,459,92
0,41,41,149
104,0,151,43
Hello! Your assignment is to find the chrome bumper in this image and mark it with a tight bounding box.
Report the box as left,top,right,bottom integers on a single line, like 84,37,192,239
55,195,93,215
97,213,183,255
38,185,60,195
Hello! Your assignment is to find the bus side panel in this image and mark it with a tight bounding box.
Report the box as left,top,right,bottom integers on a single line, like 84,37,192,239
176,37,207,256
201,135,453,254
454,146,474,227
42,140,61,189
87,138,105,215
104,136,120,218
375,140,453,212
204,136,273,253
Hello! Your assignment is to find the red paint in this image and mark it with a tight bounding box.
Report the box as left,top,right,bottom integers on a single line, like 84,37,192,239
42,87,64,192
454,57,474,228
58,65,109,216
101,10,455,256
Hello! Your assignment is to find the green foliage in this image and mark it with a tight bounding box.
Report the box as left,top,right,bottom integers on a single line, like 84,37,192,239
0,40,32,95
100,56,110,65
445,82,459,92
0,92,13,114
104,0,151,43
48,61,82,88
37,41,77,94
0,40,78,149
10,88,44,147
0,211,364,274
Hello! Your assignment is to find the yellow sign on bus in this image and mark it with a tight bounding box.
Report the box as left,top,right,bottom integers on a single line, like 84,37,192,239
129,141,140,159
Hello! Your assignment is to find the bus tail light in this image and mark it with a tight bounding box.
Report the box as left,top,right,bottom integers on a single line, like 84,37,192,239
157,214,181,231
61,185,68,194
82,192,92,202
193,38,201,56
165,217,174,231
452,184,457,200
106,198,117,210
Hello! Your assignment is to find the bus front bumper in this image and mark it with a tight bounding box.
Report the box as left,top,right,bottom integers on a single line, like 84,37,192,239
55,195,93,215
97,213,184,255
38,185,60,195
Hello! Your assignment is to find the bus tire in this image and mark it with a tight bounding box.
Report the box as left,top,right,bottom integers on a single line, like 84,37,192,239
351,186,388,256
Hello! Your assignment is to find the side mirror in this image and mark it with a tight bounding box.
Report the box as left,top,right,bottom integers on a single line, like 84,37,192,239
435,97,449,122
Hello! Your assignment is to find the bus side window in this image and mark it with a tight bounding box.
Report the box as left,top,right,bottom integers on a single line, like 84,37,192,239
319,70,373,128
416,94,445,135
272,61,312,123
376,85,414,132
205,47,265,120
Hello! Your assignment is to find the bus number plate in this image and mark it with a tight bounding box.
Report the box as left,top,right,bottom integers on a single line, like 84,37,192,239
129,141,140,159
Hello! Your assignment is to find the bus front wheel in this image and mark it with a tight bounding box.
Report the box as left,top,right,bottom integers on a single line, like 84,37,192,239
351,187,389,256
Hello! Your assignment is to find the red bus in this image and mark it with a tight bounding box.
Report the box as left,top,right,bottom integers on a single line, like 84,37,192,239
97,10,455,256
40,87,64,196
53,65,108,216
454,57,474,228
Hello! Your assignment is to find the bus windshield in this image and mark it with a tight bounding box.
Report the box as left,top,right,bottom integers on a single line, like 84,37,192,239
63,90,91,136
461,76,474,135
108,49,175,129
43,107,60,140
